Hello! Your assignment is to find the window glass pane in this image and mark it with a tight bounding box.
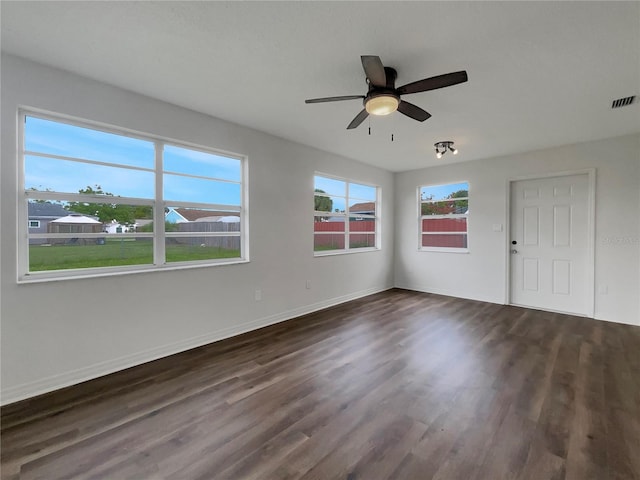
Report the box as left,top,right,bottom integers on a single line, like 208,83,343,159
42,203,153,230
420,182,469,202
349,218,376,232
29,239,153,271
314,176,346,197
349,182,376,201
164,145,241,181
164,174,241,205
421,199,468,215
314,233,345,251
314,195,346,214
349,199,376,217
314,191,334,214
165,215,240,234
422,234,468,248
165,236,240,263
25,116,154,169
165,207,239,224
314,217,345,232
422,217,467,232
25,155,154,199
349,234,375,249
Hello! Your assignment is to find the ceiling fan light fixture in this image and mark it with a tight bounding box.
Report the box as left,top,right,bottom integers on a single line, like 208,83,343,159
365,95,399,116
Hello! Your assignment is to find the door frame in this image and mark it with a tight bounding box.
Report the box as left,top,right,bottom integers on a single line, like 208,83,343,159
505,168,596,317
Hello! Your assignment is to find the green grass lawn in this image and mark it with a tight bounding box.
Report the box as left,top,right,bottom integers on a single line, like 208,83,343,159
29,240,240,271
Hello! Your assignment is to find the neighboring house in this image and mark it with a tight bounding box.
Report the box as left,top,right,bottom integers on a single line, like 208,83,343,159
27,203,79,245
325,202,376,222
349,201,375,219
103,221,131,234
165,207,239,223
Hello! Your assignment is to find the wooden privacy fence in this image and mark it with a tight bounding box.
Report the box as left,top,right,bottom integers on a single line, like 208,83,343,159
421,217,467,248
171,222,241,249
314,220,375,248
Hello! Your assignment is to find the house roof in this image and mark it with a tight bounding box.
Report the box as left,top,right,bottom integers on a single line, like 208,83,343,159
349,202,375,214
28,202,72,218
172,208,238,222
2,2,637,172
51,214,101,224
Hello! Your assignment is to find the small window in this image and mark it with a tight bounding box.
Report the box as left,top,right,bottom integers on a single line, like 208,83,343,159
19,111,246,281
419,182,469,252
314,174,379,254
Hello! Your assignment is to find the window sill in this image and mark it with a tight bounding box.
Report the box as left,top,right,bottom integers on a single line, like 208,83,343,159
418,247,470,254
17,258,250,284
314,247,380,257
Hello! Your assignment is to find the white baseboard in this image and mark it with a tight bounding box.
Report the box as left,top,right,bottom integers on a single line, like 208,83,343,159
398,283,640,326
394,283,502,305
1,285,391,406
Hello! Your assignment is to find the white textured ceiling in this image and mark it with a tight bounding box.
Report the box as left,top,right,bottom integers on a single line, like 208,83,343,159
1,1,639,172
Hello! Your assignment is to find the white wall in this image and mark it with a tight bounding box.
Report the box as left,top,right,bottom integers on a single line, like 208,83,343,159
0,55,395,404
395,134,640,326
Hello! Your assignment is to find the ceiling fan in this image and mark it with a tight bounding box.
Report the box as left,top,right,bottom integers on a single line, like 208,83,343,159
305,55,468,130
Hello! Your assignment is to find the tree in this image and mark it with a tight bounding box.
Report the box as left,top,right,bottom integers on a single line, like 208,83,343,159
314,189,333,221
421,189,468,215
450,189,469,214
26,187,58,204
65,184,151,224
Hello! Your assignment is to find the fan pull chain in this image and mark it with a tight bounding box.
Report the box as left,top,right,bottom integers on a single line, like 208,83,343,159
368,117,371,136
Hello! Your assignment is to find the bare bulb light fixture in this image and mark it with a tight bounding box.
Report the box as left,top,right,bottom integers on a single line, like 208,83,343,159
434,141,458,159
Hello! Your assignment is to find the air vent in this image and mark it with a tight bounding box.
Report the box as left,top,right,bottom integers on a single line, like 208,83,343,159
611,96,636,109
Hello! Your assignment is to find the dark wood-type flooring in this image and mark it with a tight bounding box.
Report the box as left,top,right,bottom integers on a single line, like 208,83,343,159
2,289,640,479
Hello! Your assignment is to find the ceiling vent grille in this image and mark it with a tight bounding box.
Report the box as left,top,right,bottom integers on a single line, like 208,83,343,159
611,96,636,109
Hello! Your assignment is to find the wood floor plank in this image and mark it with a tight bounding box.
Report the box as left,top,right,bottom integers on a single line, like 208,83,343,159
2,289,639,479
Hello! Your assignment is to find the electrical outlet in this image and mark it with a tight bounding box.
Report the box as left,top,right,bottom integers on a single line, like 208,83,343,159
255,289,262,301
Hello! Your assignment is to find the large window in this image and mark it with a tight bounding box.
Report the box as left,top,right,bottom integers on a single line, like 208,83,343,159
19,111,246,281
314,174,379,254
419,182,469,252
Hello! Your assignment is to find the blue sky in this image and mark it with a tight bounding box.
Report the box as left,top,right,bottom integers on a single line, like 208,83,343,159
25,116,241,205
420,182,469,202
314,176,377,214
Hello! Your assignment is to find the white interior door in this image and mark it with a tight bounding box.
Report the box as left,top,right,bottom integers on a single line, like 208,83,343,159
509,173,592,315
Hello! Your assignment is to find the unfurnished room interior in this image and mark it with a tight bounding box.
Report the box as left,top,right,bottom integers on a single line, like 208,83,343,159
1,2,639,479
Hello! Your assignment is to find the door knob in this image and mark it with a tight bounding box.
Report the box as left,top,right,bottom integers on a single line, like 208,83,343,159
511,249,518,254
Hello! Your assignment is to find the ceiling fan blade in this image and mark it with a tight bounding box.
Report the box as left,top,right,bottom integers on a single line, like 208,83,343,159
397,101,431,122
305,95,365,104
361,55,387,88
347,109,369,129
397,71,468,95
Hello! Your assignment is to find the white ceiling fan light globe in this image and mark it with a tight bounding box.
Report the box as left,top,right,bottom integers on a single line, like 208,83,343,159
365,95,399,116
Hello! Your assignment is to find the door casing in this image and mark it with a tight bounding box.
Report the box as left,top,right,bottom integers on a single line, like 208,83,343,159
505,169,596,317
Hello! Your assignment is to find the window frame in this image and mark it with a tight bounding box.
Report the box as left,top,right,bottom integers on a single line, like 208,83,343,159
17,109,248,283
418,181,469,253
313,173,380,256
